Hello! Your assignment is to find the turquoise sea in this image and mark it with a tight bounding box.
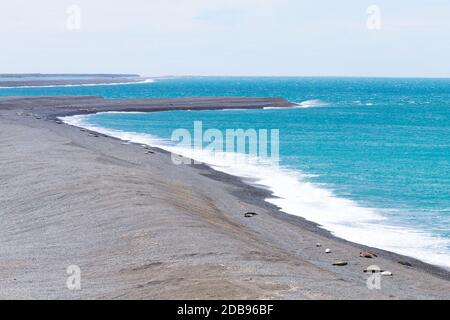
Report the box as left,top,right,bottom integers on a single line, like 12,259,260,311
2,77,449,268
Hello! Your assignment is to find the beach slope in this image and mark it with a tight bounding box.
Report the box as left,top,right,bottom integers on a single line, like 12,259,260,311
0,96,449,299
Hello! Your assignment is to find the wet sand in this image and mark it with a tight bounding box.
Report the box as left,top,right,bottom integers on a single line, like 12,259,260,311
0,96,449,299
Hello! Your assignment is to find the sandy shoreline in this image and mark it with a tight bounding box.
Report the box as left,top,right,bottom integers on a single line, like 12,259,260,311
0,96,449,299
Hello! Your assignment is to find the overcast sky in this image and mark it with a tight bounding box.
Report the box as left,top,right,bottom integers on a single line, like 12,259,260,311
1,0,449,77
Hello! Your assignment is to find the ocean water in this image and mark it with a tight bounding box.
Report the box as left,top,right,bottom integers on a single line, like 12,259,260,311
2,77,450,268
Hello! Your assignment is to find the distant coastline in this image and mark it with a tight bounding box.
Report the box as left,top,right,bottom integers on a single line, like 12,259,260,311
0,74,152,88
0,73,140,79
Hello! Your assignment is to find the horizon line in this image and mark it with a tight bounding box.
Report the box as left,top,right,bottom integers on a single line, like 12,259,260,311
2,73,450,80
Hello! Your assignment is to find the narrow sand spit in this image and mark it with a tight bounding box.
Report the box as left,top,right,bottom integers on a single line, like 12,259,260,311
0,96,449,299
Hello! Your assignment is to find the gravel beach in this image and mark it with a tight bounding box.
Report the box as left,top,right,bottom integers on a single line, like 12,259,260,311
0,96,449,299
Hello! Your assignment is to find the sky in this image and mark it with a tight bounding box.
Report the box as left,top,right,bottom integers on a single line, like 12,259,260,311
1,0,450,77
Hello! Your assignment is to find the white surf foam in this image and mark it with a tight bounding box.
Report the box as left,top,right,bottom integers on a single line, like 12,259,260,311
0,78,154,89
263,107,286,110
264,99,329,110
295,99,329,108
60,113,450,270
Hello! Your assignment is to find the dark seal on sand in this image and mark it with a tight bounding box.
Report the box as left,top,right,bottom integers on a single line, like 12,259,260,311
244,212,258,218
333,261,348,266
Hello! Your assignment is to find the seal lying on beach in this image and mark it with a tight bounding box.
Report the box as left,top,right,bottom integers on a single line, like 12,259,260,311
360,251,377,258
244,212,258,218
